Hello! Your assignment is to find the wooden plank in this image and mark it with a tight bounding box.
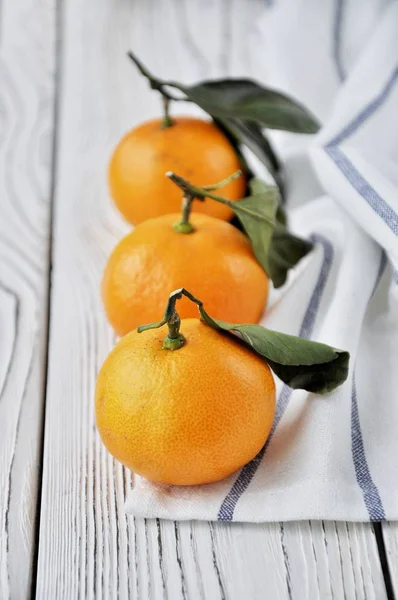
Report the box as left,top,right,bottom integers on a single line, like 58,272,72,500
382,523,398,597
35,0,388,597
0,0,56,597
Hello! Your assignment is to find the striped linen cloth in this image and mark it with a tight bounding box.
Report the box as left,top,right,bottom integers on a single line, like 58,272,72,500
125,0,398,522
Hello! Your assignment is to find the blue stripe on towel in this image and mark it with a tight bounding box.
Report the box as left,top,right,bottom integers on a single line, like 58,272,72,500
325,66,398,235
217,235,334,521
325,146,398,235
351,373,386,521
328,66,398,146
350,251,386,521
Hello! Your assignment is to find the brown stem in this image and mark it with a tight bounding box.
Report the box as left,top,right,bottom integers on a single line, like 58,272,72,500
161,96,173,128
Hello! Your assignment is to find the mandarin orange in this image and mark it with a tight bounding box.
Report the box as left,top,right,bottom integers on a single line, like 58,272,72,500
95,318,276,485
101,213,268,336
108,117,245,224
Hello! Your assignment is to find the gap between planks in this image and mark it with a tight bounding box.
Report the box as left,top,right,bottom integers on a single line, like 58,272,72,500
31,0,64,595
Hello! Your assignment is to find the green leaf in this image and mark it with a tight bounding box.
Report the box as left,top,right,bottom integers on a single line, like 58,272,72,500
249,178,286,225
218,118,280,175
236,179,312,287
229,185,279,276
275,205,287,227
268,225,313,288
249,177,272,196
266,352,349,394
171,79,320,134
197,312,349,394
167,172,311,288
138,288,350,395
211,118,253,181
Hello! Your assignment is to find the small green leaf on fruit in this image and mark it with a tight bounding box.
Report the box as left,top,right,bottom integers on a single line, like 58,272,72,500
138,288,350,395
198,310,349,394
230,180,312,288
230,185,279,277
218,118,280,176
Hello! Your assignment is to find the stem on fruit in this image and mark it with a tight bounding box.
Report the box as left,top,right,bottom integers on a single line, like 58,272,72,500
161,96,173,128
172,193,195,234
137,288,211,351
167,170,242,234
171,187,198,234
138,291,188,351
162,308,185,351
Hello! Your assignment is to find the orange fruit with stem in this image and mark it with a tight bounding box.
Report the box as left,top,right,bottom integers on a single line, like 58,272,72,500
95,292,276,486
102,172,269,336
108,116,246,225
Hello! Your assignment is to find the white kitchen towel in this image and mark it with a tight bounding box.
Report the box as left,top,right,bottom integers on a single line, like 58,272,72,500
125,0,398,522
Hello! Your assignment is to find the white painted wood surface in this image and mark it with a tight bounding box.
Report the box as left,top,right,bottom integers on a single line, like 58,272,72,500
0,0,55,597
0,0,392,598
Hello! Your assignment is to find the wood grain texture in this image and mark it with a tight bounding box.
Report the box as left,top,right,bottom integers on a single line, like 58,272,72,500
0,0,56,597
35,0,388,598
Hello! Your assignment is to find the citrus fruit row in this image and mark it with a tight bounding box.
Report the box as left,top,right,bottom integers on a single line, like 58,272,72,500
95,55,348,488
104,117,267,335
99,111,274,485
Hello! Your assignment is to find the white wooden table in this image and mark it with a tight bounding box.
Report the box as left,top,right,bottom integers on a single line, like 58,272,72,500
1,0,397,598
